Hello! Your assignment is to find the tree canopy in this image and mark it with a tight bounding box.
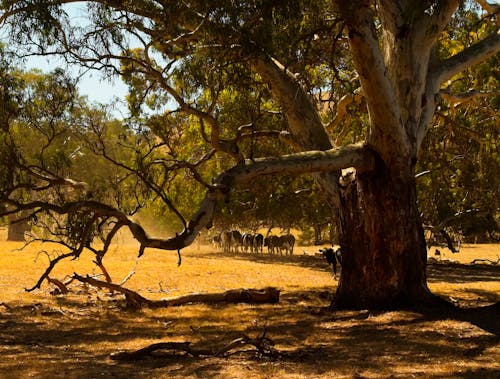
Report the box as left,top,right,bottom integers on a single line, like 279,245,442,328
0,0,499,308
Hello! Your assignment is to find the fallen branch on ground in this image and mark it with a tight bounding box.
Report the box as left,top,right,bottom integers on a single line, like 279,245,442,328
47,276,69,294
470,257,500,265
72,274,280,308
109,333,280,361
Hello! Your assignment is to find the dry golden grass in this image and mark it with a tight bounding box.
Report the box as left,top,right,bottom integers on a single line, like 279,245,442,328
0,231,499,379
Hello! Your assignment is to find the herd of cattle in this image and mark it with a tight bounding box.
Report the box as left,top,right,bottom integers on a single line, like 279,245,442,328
212,230,296,255
210,230,464,279
212,230,343,277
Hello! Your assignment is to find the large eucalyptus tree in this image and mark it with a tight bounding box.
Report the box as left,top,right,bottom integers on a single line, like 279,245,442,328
1,1,498,309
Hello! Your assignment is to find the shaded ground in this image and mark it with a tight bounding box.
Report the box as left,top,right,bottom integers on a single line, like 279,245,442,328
0,244,499,378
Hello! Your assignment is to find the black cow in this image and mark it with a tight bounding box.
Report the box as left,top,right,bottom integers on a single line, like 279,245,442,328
264,235,279,255
242,233,253,253
253,233,264,254
320,247,342,278
230,230,243,253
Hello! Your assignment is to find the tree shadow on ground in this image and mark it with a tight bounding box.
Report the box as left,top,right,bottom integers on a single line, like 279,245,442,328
1,262,499,378
427,261,500,284
3,285,499,376
443,302,500,336
193,250,500,286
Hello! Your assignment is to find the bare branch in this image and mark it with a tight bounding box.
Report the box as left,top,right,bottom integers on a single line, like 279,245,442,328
46,276,69,294
226,143,374,186
436,30,500,84
26,250,78,291
439,88,500,104
325,87,364,131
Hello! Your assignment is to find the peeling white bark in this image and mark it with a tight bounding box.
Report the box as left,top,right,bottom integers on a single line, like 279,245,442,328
336,0,411,167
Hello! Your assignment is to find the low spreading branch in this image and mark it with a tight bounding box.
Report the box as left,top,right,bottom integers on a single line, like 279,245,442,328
5,141,374,292
8,143,374,255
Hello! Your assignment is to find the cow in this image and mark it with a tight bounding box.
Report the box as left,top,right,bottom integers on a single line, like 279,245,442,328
278,234,295,255
242,233,254,253
264,235,280,255
264,234,295,255
229,230,243,253
252,233,264,254
220,230,243,253
211,233,222,249
320,247,342,278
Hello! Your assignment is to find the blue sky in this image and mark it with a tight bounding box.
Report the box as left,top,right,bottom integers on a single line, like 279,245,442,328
24,50,130,118
30,57,127,97
19,2,130,117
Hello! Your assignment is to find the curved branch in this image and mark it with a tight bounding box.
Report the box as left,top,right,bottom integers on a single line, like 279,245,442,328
227,143,374,186
325,88,364,131
147,142,375,252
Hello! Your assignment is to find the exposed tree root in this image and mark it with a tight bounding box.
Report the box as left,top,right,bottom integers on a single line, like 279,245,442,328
72,274,280,309
109,333,280,361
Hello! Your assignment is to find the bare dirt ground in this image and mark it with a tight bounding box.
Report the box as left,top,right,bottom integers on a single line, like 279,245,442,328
0,236,499,378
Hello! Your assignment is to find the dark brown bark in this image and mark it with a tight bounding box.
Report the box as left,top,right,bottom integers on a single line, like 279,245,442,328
333,158,441,309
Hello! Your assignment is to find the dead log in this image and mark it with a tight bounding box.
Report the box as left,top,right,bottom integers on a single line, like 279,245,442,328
72,274,280,308
109,334,279,361
163,287,280,306
470,257,500,265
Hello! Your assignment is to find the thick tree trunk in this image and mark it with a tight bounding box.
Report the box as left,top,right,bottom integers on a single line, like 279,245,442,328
7,212,30,241
333,159,440,309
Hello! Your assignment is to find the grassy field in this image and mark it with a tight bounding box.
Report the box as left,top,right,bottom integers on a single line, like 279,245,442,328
0,233,499,378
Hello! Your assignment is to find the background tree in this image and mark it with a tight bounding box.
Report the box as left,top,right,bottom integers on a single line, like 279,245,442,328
0,58,149,283
1,1,499,309
417,6,500,244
